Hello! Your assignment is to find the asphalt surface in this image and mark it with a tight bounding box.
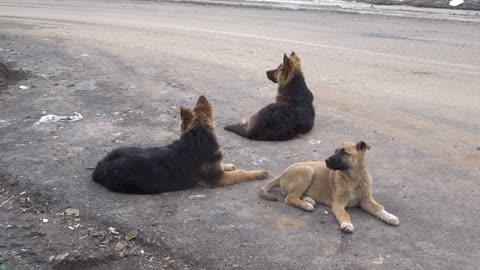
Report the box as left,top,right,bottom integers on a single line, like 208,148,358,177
0,0,479,269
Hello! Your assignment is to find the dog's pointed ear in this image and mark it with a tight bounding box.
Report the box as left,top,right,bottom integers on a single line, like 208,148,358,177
290,51,300,62
356,141,371,152
194,95,213,118
283,53,293,71
180,106,194,122
283,53,290,66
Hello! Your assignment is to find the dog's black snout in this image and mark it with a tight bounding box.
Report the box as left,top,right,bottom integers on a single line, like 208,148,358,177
325,158,332,169
266,69,278,83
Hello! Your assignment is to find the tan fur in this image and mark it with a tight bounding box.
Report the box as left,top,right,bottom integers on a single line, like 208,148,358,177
275,51,302,89
259,141,399,233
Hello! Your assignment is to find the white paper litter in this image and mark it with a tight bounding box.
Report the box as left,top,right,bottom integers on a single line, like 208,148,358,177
34,112,83,125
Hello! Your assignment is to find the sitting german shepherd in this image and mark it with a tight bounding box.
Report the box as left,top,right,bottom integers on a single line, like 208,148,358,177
92,96,268,194
224,52,315,141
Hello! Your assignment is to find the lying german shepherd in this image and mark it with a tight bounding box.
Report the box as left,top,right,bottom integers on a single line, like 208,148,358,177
224,52,315,141
259,141,399,233
92,96,268,194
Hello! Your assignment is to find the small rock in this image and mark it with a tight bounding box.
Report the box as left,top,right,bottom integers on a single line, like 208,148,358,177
285,153,298,159
96,112,105,117
19,85,29,90
308,139,322,145
324,211,328,214
125,230,138,241
67,84,75,87
42,219,48,223
64,208,80,217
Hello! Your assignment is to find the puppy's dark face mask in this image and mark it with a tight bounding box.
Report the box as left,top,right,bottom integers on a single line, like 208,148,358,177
325,141,370,171
325,148,350,171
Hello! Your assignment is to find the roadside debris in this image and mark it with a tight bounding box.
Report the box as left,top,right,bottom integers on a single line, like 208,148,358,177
96,112,105,117
308,139,322,145
188,194,206,199
0,255,5,270
49,252,69,262
79,53,89,57
63,208,80,217
34,112,83,125
108,227,120,235
285,153,298,159
19,85,29,90
42,218,48,223
449,0,464,6
125,230,138,241
371,255,384,265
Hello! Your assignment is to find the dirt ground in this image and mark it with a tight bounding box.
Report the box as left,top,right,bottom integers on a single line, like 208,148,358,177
0,34,200,270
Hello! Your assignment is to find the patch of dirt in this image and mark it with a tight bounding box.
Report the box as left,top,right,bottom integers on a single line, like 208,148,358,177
276,215,306,230
0,174,194,270
0,63,29,88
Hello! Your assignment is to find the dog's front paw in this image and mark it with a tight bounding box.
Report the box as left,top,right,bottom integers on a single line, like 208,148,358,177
302,196,316,206
240,119,248,125
340,223,354,233
303,202,315,212
379,210,400,226
255,170,269,180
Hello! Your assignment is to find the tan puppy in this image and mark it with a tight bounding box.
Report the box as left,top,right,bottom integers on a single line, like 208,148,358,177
259,141,399,233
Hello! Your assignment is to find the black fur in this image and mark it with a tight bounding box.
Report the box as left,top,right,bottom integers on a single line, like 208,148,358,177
224,72,315,141
325,149,350,171
92,126,223,194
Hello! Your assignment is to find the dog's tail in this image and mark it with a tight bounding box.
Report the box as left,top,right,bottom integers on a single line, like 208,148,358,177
224,124,249,138
258,176,281,201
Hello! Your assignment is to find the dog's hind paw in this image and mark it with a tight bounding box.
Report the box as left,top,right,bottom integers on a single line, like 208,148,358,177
302,196,316,206
340,223,354,233
255,170,269,180
223,163,236,171
379,211,400,226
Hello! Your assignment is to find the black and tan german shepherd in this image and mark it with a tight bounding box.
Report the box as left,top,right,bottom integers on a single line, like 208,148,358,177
224,52,315,141
92,96,268,194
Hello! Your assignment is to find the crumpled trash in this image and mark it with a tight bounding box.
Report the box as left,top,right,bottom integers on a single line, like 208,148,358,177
34,112,83,125
19,85,30,90
108,227,120,235
449,0,464,6
49,253,69,262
